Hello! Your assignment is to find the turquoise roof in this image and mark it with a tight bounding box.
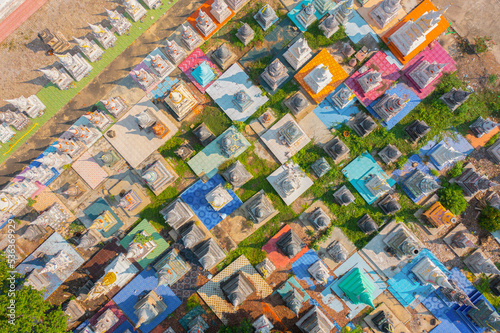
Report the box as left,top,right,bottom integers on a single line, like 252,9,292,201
192,61,215,87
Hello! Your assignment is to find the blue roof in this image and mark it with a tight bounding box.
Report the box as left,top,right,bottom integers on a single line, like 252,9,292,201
83,198,123,237
113,269,182,333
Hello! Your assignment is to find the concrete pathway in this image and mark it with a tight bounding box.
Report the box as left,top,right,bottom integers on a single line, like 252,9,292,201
0,0,204,185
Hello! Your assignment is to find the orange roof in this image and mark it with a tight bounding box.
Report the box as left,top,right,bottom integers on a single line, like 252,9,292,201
294,49,348,104
423,201,456,228
382,0,450,65
466,127,500,150
187,0,235,41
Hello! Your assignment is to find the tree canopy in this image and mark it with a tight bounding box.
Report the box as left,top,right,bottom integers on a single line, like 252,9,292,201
438,184,468,215
0,252,67,333
479,206,500,232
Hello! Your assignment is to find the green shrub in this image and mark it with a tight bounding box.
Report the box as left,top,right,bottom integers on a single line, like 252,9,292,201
486,133,499,147
133,233,153,245
431,169,440,177
438,184,467,215
448,161,464,178
479,206,500,232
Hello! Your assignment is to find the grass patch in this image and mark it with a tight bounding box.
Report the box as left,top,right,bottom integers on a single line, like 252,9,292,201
303,21,348,50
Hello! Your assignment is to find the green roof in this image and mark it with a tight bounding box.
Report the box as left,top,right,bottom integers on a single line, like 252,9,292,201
338,267,376,308
120,219,170,268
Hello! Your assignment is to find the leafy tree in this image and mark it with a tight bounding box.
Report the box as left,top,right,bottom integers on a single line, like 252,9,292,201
133,233,153,245
219,319,253,333
438,184,467,215
479,206,500,232
0,252,67,332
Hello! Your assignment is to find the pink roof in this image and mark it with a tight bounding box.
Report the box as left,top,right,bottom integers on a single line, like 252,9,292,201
72,151,108,189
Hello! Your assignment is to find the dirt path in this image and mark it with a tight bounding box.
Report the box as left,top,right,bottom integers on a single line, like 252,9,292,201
0,0,49,44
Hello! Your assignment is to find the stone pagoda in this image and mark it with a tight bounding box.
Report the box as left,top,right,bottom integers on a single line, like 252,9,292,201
205,184,233,211
284,287,304,316
93,309,119,333
308,207,330,231
279,121,307,148
261,58,289,91
218,128,245,158
283,38,313,71
84,110,112,131
331,85,354,109
311,157,331,178
160,198,194,230
256,258,276,279
277,229,305,258
388,7,447,56
406,119,430,142
372,93,409,121
297,3,317,29
142,0,162,9
411,256,454,289
246,192,276,224
253,315,273,333
296,306,335,333
467,300,500,331
0,110,29,131
429,143,463,169
212,44,235,70
211,0,232,23
221,271,256,309
488,139,500,164
255,4,278,31
88,23,117,49
324,137,350,163
452,231,475,249
5,95,46,118
57,52,93,82
122,0,147,22
470,117,498,138
304,64,333,94
369,0,402,29
357,71,382,94
313,0,335,16
333,0,355,25
223,161,252,187
196,10,217,37
378,144,401,164
455,167,499,198
134,291,167,329
192,61,215,88
154,249,190,287
333,185,355,206
402,169,440,200
308,260,329,285
378,194,401,215
101,96,128,117
175,141,195,160
349,112,377,137
192,238,226,270
22,164,55,185
236,23,254,45
39,66,73,90
38,29,71,53
193,123,215,146
179,221,205,248
364,173,391,198
86,254,137,300
181,24,203,51
319,14,339,38
68,124,100,146
164,40,187,64
37,151,72,170
89,210,120,235
142,160,175,193
149,54,174,78
226,0,248,12
39,250,73,276
357,214,378,234
163,80,198,120
283,94,307,117
327,240,348,262
32,204,70,230
54,139,84,157
126,230,157,260
440,87,472,111
407,60,446,90
132,68,158,91
233,90,254,113
73,36,103,62
106,9,132,36
440,279,476,307
383,224,420,259
0,124,15,143
372,311,394,333
77,229,103,250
